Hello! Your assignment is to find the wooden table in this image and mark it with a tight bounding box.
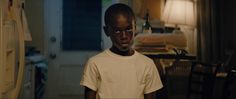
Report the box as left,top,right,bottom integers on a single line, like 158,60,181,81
143,53,196,77
144,53,196,60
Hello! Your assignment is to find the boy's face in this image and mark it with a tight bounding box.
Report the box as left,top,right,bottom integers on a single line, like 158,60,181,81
106,14,135,51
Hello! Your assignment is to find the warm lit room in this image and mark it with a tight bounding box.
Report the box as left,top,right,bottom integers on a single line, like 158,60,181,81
0,0,236,99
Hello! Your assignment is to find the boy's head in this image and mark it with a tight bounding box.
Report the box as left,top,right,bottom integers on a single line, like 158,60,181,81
104,3,136,52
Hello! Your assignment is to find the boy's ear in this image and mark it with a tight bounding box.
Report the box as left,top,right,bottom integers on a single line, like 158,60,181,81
103,26,110,37
134,25,138,37
134,32,138,37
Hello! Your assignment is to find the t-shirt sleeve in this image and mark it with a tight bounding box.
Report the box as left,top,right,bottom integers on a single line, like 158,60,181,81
144,60,163,94
80,59,99,91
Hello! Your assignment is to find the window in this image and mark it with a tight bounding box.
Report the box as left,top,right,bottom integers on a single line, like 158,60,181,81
62,0,102,50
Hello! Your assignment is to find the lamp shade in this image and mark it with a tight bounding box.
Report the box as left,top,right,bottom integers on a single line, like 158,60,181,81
161,0,195,27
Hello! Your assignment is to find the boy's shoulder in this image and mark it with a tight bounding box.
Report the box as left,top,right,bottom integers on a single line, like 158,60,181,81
88,50,109,62
135,51,154,63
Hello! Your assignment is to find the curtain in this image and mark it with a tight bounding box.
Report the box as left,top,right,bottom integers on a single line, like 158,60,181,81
196,0,224,62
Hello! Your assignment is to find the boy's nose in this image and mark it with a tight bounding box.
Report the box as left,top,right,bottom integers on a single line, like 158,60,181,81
122,31,127,38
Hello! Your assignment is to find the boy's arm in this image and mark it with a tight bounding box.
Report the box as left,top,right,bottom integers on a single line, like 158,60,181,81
144,91,155,99
85,87,96,99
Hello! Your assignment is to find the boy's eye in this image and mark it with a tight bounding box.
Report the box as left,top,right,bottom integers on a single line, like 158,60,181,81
126,29,133,33
114,29,133,34
114,30,121,34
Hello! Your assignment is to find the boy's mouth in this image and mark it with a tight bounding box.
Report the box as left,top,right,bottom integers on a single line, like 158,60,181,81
121,43,129,46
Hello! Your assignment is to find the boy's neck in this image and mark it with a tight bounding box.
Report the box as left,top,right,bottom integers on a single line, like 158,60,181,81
110,46,134,56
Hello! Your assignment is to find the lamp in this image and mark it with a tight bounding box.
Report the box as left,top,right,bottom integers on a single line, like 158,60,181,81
161,0,195,33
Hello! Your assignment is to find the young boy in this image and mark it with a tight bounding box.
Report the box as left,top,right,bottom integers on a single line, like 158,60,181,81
80,3,163,99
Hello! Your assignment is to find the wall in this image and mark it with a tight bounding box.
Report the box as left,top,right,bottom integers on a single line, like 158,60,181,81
25,0,44,54
124,0,163,20
216,0,236,59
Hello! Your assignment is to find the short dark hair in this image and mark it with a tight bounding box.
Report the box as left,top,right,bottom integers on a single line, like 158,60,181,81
104,3,135,26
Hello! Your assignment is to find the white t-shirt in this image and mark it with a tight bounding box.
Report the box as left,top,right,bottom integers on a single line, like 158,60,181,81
80,49,163,98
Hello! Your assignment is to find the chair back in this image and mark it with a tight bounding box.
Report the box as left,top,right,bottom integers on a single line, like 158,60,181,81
222,51,236,99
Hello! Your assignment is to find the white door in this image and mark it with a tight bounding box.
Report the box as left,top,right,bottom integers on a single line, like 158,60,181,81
44,0,104,98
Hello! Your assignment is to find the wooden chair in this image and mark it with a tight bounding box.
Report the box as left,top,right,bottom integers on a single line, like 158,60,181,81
187,61,221,99
221,69,236,99
221,51,236,99
165,60,192,99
